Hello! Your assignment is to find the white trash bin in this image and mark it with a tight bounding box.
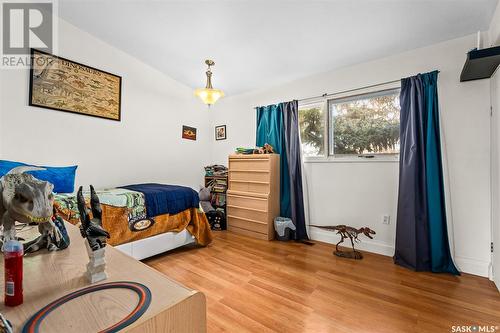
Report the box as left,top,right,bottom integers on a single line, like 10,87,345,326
274,217,296,241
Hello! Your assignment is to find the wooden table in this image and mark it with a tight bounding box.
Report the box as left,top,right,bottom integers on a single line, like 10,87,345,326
0,224,206,332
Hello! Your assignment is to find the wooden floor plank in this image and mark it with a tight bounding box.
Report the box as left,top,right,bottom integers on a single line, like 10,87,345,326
144,231,500,333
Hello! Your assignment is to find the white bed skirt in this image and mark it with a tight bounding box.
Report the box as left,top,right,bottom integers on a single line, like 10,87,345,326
114,229,196,260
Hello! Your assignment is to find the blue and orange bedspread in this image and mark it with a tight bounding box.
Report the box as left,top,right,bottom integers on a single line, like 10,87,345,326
54,186,212,247
119,183,200,217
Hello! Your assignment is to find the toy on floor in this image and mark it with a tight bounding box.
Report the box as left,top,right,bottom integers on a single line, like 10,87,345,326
199,186,215,213
199,186,226,230
310,225,376,259
78,185,110,283
206,210,225,231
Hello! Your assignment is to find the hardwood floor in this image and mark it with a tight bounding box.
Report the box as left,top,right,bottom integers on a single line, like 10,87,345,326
145,231,500,333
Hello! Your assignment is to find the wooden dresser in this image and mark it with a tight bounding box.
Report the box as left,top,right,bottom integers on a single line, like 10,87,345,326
227,154,280,240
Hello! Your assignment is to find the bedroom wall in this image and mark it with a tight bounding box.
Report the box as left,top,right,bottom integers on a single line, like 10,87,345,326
210,34,492,277
489,1,500,286
489,0,500,46
0,17,211,190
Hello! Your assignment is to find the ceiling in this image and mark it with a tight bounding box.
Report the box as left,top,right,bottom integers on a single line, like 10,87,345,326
59,0,498,95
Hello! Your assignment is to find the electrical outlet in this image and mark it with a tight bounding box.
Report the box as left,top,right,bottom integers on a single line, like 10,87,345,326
382,215,390,225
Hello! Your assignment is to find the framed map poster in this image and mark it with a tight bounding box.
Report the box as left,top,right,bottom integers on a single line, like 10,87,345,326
29,49,122,121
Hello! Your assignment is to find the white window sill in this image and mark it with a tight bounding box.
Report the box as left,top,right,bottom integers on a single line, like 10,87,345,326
303,156,399,163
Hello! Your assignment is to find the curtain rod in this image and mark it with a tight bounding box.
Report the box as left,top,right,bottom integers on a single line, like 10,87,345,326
298,78,401,103
254,70,440,108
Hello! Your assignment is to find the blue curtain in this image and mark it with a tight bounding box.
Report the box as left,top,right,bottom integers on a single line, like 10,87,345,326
256,101,309,240
394,71,459,275
256,104,291,218
282,101,308,240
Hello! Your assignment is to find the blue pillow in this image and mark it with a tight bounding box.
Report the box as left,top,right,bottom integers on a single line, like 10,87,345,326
0,160,77,194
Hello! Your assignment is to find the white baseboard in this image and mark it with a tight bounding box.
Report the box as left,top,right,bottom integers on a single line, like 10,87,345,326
308,228,395,257
454,256,490,278
308,228,490,277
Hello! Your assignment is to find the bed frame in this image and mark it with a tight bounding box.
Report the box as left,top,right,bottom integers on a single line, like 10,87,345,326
114,229,196,260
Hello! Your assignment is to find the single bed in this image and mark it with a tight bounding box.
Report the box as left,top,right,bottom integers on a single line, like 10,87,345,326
54,184,212,260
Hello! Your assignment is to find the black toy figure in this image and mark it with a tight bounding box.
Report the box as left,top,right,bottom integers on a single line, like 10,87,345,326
77,185,110,251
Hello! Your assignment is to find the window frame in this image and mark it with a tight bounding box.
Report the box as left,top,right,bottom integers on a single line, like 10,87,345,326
299,82,401,163
297,99,328,159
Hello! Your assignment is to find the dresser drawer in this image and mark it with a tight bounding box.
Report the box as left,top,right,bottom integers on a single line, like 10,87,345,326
228,225,271,240
229,170,270,182
229,158,270,171
229,180,269,194
227,216,268,234
227,192,268,211
227,205,267,223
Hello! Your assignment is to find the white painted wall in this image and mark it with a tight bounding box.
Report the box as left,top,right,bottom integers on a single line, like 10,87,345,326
488,1,500,287
210,34,492,277
0,17,211,190
489,0,500,46
491,69,500,287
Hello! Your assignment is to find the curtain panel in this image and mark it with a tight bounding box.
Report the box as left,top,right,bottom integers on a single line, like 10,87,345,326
256,101,309,240
394,71,459,275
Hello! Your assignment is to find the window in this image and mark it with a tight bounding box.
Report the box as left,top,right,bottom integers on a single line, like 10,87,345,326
298,102,326,157
299,88,400,159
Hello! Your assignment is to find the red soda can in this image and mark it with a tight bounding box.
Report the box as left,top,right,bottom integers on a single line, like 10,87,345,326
4,240,23,306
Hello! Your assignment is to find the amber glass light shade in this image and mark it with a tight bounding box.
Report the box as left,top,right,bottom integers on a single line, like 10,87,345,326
195,59,224,106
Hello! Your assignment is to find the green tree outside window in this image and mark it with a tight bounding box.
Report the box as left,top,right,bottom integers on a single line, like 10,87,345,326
298,91,400,157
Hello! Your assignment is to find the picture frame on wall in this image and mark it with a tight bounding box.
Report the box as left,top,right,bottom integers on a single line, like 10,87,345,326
29,49,122,121
182,125,197,140
215,125,226,141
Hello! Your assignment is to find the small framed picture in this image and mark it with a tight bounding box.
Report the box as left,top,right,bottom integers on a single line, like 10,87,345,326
182,125,197,140
215,125,226,141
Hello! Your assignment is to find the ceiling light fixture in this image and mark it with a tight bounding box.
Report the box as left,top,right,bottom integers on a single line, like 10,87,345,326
195,59,224,106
